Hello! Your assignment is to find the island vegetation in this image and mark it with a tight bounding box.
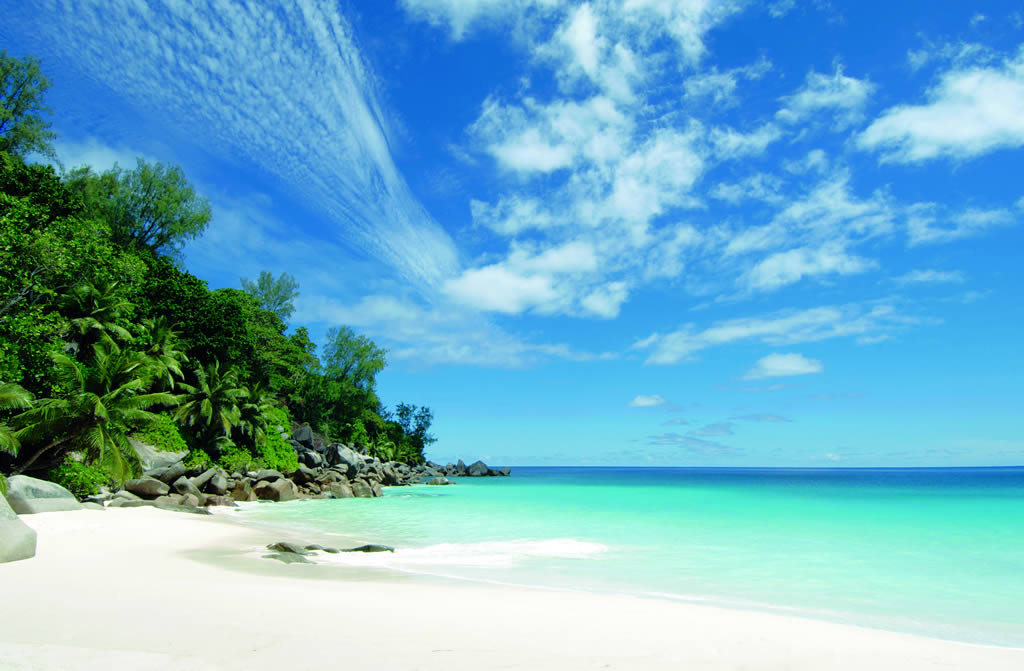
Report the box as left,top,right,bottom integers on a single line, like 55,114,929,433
0,50,435,498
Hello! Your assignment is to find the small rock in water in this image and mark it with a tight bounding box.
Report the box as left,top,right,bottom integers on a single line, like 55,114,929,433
341,544,394,553
266,541,313,555
304,544,325,551
321,547,340,554
263,552,313,565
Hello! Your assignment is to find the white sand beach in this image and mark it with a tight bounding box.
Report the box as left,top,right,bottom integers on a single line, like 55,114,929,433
1,507,1021,671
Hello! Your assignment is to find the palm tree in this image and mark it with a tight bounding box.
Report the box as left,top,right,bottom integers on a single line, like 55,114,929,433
0,382,33,496
9,342,178,482
175,360,245,456
236,381,276,450
138,316,188,390
60,279,133,351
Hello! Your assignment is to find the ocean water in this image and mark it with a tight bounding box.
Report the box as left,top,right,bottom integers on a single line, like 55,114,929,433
233,467,1024,647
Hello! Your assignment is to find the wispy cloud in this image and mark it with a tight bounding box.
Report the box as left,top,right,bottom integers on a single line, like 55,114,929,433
776,65,876,130
906,205,1016,245
647,433,734,454
894,269,966,284
633,302,912,365
17,0,458,288
743,353,823,380
689,422,735,437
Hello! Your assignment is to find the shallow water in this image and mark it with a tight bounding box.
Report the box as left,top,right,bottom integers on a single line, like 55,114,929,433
234,466,1024,646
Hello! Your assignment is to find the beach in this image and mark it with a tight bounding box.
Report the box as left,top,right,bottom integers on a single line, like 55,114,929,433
2,507,1022,671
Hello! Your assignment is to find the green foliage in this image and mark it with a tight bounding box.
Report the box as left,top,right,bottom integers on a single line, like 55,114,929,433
241,270,299,323
175,360,244,452
131,412,188,453
0,153,144,392
0,53,441,478
9,340,177,479
183,446,212,471
322,326,387,392
65,158,212,258
47,460,110,499
0,51,56,158
216,444,257,474
347,419,370,451
258,427,299,473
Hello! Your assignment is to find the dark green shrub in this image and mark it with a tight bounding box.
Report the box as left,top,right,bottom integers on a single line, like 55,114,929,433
47,461,111,499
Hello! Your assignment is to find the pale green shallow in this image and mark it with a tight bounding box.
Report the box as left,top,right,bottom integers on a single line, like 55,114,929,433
235,467,1024,647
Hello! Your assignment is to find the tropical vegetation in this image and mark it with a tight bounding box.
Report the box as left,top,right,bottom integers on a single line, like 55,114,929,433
0,51,435,496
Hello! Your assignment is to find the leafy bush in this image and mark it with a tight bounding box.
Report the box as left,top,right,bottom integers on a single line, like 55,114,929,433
183,447,212,470
47,461,111,499
132,412,188,452
259,425,298,473
217,444,258,474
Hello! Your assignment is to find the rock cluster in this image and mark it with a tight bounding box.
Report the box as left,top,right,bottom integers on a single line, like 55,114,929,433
262,539,395,564
422,458,511,479
65,424,511,512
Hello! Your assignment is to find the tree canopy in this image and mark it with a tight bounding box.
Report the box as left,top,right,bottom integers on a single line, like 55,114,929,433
0,51,56,158
241,270,300,323
65,158,212,258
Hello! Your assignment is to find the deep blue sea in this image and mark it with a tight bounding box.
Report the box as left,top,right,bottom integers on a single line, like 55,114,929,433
234,467,1024,647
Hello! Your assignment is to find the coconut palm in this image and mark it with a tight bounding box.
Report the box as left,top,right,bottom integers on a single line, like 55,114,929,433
9,342,178,482
236,381,276,449
138,316,188,390
174,360,245,455
61,279,133,351
0,382,33,495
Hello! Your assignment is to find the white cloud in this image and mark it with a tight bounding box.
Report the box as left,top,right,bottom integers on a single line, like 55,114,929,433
907,206,1016,245
633,302,911,365
628,394,667,408
777,65,876,129
491,128,575,173
783,149,829,174
443,264,558,314
894,269,966,285
683,57,772,106
742,242,876,292
709,123,782,160
743,353,824,379
52,137,154,173
400,0,558,40
581,281,629,318
710,173,785,205
859,48,1024,162
768,0,796,18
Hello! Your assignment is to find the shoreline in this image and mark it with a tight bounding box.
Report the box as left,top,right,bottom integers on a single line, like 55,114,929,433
2,507,1023,670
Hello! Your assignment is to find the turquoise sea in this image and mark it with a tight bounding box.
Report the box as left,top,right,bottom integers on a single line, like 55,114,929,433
234,467,1024,647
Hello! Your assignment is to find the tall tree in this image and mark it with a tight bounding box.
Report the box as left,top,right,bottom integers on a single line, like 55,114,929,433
241,270,300,323
0,51,56,158
321,326,387,392
65,159,212,258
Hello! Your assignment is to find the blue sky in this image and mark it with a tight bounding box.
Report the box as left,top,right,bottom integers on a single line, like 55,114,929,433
3,1,1022,466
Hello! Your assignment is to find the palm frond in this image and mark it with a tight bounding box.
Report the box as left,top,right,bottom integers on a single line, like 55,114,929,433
0,383,33,411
